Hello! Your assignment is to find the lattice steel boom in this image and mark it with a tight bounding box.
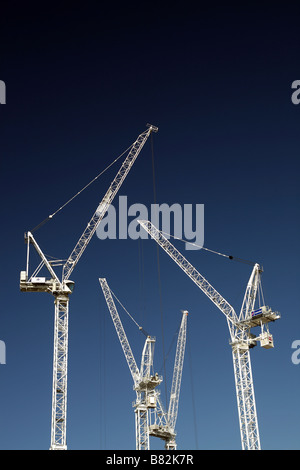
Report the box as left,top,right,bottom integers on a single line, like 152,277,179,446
63,124,158,282
168,311,188,432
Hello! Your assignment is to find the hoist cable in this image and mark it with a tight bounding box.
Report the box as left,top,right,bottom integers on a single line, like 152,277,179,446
150,132,169,411
30,142,134,233
110,289,148,337
157,229,256,266
157,323,180,376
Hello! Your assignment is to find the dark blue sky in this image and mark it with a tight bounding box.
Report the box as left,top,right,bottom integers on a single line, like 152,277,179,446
0,2,299,450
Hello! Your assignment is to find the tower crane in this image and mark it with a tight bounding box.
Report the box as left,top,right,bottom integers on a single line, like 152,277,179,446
138,220,280,450
99,278,187,450
19,124,158,450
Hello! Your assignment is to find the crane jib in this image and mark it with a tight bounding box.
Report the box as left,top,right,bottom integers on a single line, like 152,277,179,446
62,125,157,281
138,220,238,326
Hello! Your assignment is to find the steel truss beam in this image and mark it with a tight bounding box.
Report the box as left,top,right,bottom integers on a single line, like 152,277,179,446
50,294,69,450
232,343,260,450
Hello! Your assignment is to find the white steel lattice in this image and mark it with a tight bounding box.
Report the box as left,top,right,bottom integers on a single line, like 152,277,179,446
50,295,69,450
62,126,157,282
232,345,260,450
135,399,149,450
168,311,187,432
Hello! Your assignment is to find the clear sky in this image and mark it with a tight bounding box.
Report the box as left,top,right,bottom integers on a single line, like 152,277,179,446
0,2,299,450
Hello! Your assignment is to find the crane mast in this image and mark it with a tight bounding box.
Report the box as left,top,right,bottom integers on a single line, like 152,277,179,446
20,124,157,450
51,294,69,448
135,336,160,450
239,263,261,323
138,220,280,450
